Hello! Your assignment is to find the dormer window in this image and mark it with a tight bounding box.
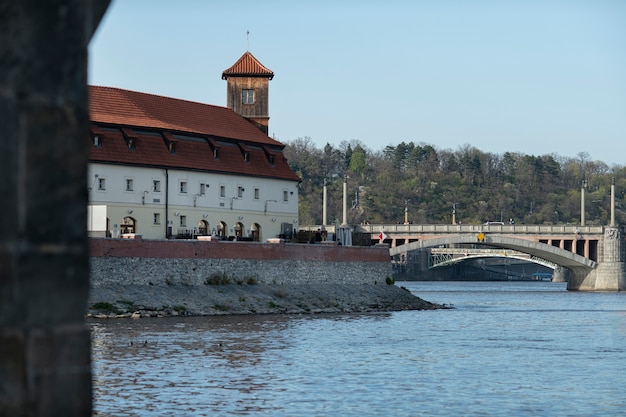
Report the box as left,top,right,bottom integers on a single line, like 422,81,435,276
163,132,177,154
242,89,255,104
263,146,276,165
121,128,137,150
206,138,221,159
238,143,251,163
90,126,105,148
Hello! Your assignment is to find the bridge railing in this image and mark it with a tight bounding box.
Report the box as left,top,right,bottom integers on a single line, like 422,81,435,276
300,224,605,235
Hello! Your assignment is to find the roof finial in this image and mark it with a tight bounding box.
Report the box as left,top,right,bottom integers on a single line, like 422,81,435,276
246,30,250,51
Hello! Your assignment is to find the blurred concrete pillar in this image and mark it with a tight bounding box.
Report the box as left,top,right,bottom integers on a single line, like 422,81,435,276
0,1,109,415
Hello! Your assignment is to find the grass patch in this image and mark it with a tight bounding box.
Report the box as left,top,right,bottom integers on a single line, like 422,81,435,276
172,305,187,313
268,301,278,308
205,272,232,285
91,302,121,315
214,304,229,311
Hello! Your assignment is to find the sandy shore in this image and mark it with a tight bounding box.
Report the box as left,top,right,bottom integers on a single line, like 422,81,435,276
87,283,445,318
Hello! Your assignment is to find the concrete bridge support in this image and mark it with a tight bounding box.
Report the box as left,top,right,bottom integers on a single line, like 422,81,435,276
552,265,568,283
568,227,626,291
0,2,110,415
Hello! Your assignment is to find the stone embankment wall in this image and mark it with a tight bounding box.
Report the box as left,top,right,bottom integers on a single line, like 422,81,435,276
89,238,392,286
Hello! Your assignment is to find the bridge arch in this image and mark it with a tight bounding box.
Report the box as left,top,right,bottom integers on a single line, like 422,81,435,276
390,234,597,269
430,251,557,270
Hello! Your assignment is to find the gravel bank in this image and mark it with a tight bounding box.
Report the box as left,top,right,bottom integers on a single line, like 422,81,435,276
87,283,445,318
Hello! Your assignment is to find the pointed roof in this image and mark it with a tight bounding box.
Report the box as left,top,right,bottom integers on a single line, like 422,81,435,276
222,51,274,80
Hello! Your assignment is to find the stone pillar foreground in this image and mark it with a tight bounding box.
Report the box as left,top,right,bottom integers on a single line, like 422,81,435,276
0,1,109,415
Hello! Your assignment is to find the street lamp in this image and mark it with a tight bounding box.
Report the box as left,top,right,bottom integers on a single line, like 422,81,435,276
581,180,587,226
404,199,410,224
452,203,457,225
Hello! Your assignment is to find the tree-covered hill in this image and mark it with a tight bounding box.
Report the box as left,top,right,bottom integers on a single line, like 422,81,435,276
283,137,626,227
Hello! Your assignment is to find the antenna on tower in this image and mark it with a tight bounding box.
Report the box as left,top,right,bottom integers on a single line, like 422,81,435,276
246,30,250,51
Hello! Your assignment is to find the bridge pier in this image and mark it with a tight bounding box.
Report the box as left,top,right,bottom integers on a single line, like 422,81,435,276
552,265,568,283
567,227,625,291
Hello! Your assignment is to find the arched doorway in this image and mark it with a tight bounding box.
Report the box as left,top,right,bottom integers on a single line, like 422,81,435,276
120,216,136,234
217,221,227,240
251,223,261,242
234,222,244,239
198,220,209,236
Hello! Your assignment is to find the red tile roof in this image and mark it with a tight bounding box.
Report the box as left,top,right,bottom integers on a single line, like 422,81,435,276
222,51,274,80
89,86,280,146
88,86,299,182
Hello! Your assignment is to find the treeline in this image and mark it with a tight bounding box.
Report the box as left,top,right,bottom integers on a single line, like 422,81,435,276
283,138,626,227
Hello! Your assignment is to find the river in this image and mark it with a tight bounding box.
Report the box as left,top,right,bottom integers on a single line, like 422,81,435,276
90,281,626,416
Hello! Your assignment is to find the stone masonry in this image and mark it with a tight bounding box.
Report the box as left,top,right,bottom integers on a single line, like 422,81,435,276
0,2,110,416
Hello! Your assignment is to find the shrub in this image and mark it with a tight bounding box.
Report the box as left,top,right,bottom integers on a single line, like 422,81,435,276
385,276,395,285
92,302,115,311
205,272,232,285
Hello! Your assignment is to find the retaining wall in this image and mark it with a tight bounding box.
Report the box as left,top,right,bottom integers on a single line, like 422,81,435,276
89,238,392,286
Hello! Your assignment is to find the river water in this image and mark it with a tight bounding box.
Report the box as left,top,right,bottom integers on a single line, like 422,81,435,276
90,281,626,416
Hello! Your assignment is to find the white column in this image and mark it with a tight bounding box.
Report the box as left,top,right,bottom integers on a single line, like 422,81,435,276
342,175,348,226
323,179,327,226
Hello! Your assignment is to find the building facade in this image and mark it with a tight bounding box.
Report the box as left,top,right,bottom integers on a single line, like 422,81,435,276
88,53,300,241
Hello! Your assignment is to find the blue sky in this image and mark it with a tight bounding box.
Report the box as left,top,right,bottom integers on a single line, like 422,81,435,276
89,0,626,166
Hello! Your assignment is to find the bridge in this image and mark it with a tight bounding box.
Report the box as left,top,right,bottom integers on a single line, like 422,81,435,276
301,223,626,291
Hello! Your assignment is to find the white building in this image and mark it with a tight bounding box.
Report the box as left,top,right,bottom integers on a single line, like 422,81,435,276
88,52,300,241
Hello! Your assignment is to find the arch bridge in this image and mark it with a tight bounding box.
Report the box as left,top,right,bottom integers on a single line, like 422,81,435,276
368,224,626,291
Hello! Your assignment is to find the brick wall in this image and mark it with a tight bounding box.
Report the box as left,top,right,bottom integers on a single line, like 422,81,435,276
90,238,392,286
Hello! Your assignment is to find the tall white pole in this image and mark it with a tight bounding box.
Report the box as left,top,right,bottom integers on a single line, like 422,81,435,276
322,179,327,226
581,180,586,226
342,175,348,226
610,177,616,227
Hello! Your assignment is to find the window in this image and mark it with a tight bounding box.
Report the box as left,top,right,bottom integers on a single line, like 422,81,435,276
180,181,187,193
254,188,260,200
180,215,186,227
153,213,160,225
97,178,106,190
93,136,101,148
283,190,289,202
220,185,226,198
242,89,254,104
237,186,244,198
125,179,134,192
153,180,161,193
200,183,206,195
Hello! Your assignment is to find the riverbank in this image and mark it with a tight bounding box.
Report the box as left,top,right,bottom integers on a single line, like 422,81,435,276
87,283,445,318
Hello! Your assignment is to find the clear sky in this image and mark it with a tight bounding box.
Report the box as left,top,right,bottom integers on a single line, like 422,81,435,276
89,0,626,166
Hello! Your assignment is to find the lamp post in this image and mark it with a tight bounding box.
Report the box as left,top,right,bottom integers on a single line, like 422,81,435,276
342,175,348,226
404,199,410,225
323,178,327,225
611,177,616,227
452,203,457,225
581,180,587,226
